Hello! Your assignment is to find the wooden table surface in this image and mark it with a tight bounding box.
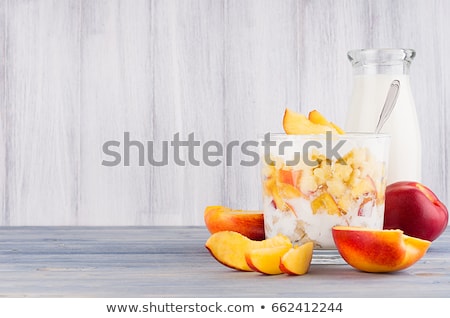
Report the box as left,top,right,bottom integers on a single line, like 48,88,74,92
0,226,449,298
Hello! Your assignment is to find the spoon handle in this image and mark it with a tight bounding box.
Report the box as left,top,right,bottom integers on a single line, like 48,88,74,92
375,80,400,133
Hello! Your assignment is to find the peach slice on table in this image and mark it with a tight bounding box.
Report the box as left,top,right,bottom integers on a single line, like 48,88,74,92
205,231,292,271
308,109,345,134
204,206,265,241
332,226,431,273
280,242,314,275
245,245,292,275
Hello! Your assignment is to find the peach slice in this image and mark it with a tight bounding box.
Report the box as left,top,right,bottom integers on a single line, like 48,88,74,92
283,108,339,135
271,183,293,213
311,192,341,216
280,242,314,275
277,169,303,190
204,206,265,241
308,109,345,134
277,183,303,199
205,231,292,271
263,170,303,215
332,226,431,273
245,245,292,275
278,169,294,185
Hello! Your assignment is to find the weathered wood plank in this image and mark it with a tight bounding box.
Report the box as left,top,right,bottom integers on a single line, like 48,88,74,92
0,226,448,297
0,0,7,224
150,0,225,225
224,0,300,211
3,0,80,225
78,0,153,225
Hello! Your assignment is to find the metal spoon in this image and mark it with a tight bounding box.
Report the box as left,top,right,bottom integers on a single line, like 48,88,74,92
375,80,400,133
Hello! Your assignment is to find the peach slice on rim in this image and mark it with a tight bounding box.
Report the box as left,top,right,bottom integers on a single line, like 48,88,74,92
283,108,344,135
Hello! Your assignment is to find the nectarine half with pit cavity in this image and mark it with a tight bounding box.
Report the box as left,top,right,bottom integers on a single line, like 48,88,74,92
332,226,431,273
204,206,265,240
205,231,292,271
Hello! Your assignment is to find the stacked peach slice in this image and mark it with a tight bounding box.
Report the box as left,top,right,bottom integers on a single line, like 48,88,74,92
204,206,313,275
205,231,313,275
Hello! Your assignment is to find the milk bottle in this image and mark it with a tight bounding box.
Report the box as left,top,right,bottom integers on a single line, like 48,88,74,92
345,49,422,184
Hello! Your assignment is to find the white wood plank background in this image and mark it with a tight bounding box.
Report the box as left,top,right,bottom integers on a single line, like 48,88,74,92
0,0,449,225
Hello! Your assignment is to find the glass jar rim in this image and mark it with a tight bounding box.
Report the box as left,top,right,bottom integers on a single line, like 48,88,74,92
347,48,415,65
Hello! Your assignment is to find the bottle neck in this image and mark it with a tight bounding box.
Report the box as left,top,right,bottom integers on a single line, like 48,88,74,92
348,48,415,76
352,63,411,75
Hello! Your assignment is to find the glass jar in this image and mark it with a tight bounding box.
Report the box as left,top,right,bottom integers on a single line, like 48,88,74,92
261,132,390,264
345,48,422,184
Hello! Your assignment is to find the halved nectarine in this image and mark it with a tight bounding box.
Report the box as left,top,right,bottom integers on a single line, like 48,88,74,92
205,231,292,271
245,245,292,275
204,206,265,240
332,226,431,273
280,242,314,275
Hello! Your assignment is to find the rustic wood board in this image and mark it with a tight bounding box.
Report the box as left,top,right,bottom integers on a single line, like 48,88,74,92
0,226,448,297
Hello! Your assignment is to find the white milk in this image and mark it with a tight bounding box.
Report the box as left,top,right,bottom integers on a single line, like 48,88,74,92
346,74,422,184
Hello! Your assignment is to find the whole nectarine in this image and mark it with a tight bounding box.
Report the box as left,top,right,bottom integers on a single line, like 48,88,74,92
383,182,448,241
